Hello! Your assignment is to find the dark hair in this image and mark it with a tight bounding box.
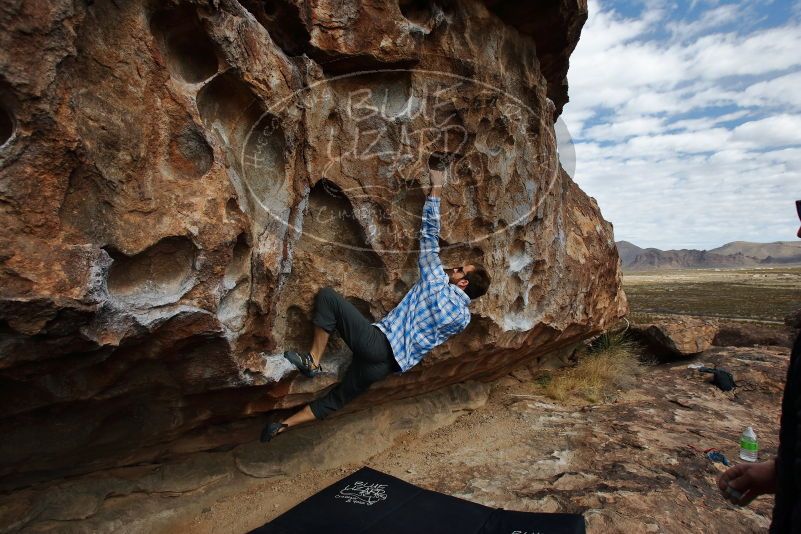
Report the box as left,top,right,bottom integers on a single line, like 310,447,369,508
463,264,491,299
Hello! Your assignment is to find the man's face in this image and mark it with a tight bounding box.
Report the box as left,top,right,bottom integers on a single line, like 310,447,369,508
446,264,476,289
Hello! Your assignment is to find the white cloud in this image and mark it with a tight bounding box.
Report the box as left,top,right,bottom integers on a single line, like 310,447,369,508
562,0,801,249
742,71,801,110
687,27,801,79
584,116,666,142
666,110,751,132
731,114,801,147
667,3,744,41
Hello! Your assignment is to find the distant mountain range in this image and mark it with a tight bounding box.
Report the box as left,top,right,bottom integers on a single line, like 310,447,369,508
616,240,801,271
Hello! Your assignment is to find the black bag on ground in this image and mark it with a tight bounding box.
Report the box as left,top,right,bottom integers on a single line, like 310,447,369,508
250,466,585,534
699,367,736,392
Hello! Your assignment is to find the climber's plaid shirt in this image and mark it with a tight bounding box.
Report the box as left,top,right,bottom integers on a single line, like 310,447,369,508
373,196,471,372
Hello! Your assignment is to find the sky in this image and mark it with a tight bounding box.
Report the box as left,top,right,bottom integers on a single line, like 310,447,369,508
560,0,801,250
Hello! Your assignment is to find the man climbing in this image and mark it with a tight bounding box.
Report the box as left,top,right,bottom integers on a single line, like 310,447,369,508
260,155,492,442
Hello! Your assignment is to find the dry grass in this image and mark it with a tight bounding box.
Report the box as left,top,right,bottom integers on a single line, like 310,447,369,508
542,331,644,403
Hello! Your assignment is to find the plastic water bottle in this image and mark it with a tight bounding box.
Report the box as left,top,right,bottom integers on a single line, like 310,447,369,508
740,426,758,462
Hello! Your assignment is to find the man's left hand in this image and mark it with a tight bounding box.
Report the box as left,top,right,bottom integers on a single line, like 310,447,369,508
717,459,777,506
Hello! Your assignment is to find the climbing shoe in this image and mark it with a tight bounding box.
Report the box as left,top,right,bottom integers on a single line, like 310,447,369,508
260,422,288,443
284,350,322,378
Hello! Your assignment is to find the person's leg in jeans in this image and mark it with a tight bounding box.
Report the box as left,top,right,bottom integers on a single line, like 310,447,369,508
264,287,390,439
294,286,376,369
309,323,398,419
310,286,377,361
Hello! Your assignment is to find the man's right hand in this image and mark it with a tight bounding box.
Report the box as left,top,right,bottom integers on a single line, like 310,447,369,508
427,153,452,197
429,168,446,189
717,459,777,506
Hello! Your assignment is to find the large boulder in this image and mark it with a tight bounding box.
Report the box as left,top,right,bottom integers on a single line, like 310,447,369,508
0,0,625,485
632,317,718,358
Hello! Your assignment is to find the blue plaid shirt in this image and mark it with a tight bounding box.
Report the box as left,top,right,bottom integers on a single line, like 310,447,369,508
373,196,471,372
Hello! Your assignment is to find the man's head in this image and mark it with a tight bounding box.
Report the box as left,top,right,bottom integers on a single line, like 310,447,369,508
446,263,491,300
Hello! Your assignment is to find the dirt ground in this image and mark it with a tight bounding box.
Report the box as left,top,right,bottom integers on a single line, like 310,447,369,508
6,343,788,534
182,346,791,534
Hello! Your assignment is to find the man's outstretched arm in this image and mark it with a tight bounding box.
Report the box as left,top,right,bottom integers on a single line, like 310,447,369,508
418,169,447,285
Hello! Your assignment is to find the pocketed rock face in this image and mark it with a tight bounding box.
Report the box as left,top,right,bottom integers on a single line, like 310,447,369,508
0,0,625,484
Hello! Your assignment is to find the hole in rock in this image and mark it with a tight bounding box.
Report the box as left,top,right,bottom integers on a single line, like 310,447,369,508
300,180,384,269
506,272,523,296
510,239,526,256
226,197,242,218
0,106,12,146
150,5,219,83
241,0,311,56
399,0,433,25
168,126,213,178
317,54,419,77
105,236,197,306
197,72,287,213
453,58,475,79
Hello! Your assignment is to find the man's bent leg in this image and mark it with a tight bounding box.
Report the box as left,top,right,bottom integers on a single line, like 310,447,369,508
309,359,393,419
263,405,316,442
268,366,367,439
282,405,316,429
311,287,374,356
309,321,398,419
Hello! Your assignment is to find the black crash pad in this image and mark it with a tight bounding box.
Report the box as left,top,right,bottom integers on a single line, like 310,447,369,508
250,466,585,534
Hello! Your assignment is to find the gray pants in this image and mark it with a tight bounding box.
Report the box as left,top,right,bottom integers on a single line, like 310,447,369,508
309,287,400,419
